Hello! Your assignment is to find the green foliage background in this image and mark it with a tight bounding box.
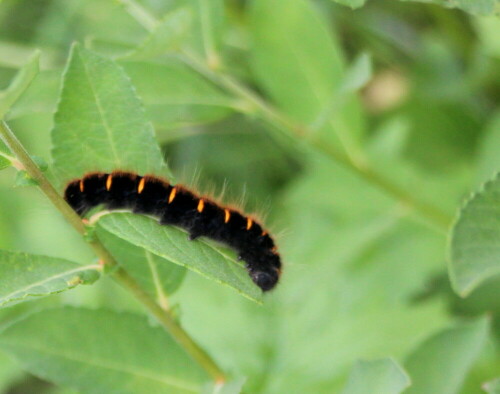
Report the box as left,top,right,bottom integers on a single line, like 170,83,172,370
0,0,499,393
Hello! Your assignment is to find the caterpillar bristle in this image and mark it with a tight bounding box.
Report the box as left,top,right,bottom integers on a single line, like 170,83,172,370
64,170,282,292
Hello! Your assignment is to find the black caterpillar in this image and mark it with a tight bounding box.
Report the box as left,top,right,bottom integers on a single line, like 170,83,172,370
64,171,282,291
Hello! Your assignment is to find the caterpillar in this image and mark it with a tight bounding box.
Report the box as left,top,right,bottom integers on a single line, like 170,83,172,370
64,171,282,291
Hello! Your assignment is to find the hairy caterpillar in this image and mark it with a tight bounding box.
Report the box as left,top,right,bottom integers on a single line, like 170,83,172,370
64,171,282,291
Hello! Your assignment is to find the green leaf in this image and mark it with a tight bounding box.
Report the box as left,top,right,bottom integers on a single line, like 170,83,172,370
484,378,500,393
475,16,500,59
13,170,38,187
399,0,497,15
329,0,367,9
121,60,232,130
123,8,192,60
341,53,373,93
404,317,489,394
52,43,166,182
449,173,500,296
0,139,10,157
250,0,365,161
97,227,187,299
0,250,100,308
477,111,500,185
341,358,410,394
31,155,48,172
96,212,262,303
202,377,246,394
0,307,207,393
0,351,24,393
6,70,61,121
182,0,225,67
0,156,11,171
0,51,40,119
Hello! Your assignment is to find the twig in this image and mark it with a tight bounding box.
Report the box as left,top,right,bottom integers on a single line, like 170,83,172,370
178,52,452,231
0,120,226,383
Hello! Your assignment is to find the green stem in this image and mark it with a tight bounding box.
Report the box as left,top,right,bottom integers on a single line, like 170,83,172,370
113,269,224,382
0,120,226,383
179,52,453,231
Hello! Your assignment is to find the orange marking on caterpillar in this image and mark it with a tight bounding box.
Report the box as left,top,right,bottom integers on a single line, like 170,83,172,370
138,178,145,194
168,187,177,204
106,174,113,191
224,209,231,223
79,180,84,192
197,199,204,213
246,218,253,230
261,231,267,236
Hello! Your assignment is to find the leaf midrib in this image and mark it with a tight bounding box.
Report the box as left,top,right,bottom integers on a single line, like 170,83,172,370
77,49,122,167
0,264,100,306
1,340,199,392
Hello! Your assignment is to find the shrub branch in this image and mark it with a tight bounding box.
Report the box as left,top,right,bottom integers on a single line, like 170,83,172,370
0,120,226,383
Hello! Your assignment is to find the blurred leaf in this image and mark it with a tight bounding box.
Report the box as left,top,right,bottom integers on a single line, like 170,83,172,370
35,0,147,50
6,70,61,121
0,156,10,170
243,154,450,392
477,111,500,185
202,377,246,394
0,137,10,156
0,350,24,392
181,0,224,67
31,155,48,172
341,358,410,394
97,213,262,303
121,60,232,130
13,170,38,187
0,307,207,393
449,173,500,296
400,0,497,15
330,0,367,9
250,0,365,161
0,50,39,119
484,378,500,393
402,99,480,172
97,228,187,299
123,8,192,60
368,116,410,160
475,16,500,59
0,250,100,308
52,43,166,182
404,317,489,394
341,53,373,93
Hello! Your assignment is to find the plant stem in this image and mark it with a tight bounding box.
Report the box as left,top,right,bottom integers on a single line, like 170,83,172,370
0,120,226,383
179,52,453,231
113,268,224,382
